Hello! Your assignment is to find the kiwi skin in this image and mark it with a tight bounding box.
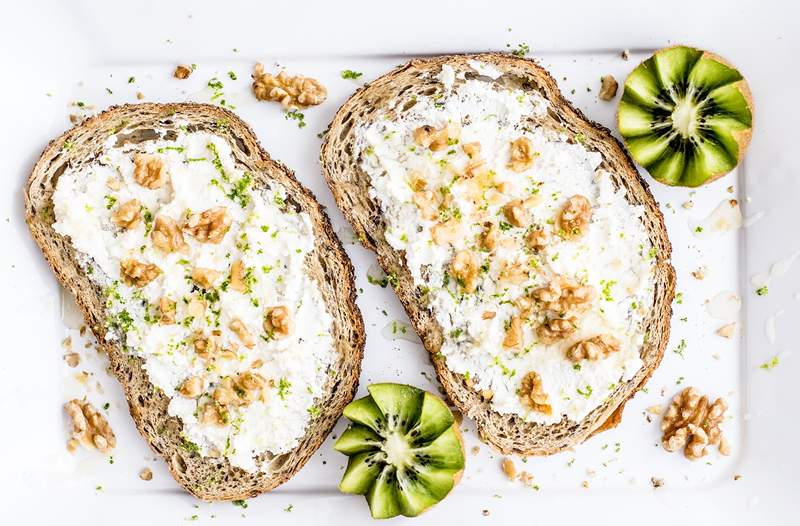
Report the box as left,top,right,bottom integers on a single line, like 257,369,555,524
617,45,754,187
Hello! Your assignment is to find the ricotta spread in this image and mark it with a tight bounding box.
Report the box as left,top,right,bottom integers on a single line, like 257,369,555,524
357,63,656,424
53,129,335,472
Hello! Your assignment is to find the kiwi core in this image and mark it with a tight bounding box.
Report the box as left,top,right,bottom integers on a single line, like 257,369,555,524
383,431,411,467
671,96,699,138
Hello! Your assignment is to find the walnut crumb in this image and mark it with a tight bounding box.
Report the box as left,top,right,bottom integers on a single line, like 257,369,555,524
120,258,161,287
136,92,145,100
691,267,707,280
132,154,168,189
174,64,193,79
139,467,153,481
716,323,736,339
559,195,592,239
471,446,480,456
651,477,664,488
501,458,517,480
599,75,618,101
64,352,80,368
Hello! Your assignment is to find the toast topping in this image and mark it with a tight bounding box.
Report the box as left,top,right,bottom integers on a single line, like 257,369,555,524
566,334,620,362
151,215,187,253
661,387,730,460
111,199,142,229
252,64,328,109
358,61,655,423
229,318,255,348
64,399,116,454
178,376,204,398
264,306,292,337
191,266,220,289
519,372,552,415
132,154,168,189
120,258,161,287
184,206,231,244
159,297,177,324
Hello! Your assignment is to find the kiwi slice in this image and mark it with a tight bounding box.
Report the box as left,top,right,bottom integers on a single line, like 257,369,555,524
618,45,753,187
335,383,465,519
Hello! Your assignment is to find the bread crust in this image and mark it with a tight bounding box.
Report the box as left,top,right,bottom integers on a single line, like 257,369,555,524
25,103,365,499
320,53,675,455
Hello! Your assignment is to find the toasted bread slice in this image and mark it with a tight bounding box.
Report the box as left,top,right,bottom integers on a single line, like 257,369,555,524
320,53,675,455
25,103,364,499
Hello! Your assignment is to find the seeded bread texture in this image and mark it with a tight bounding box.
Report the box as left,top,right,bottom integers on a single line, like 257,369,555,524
25,103,365,499
320,53,675,455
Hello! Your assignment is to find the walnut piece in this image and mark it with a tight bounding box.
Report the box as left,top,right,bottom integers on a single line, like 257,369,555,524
559,195,592,240
192,332,220,359
661,387,729,460
525,225,551,251
199,402,226,426
412,190,440,221
462,141,481,158
152,215,187,253
264,306,292,337
501,458,517,480
503,316,523,349
480,222,499,251
186,297,206,318
716,322,736,339
213,372,268,408
507,137,537,173
451,250,479,293
252,64,327,109
111,199,141,229
412,122,460,152
229,318,255,348
178,376,203,398
139,467,153,481
530,274,596,314
132,154,168,189
566,334,620,361
64,352,80,368
536,316,578,342
599,75,619,101
159,297,176,325
431,219,462,246
519,371,552,415
503,199,530,227
120,258,161,287
174,64,193,79
229,260,248,293
191,267,221,289
184,207,231,244
497,261,528,285
64,399,116,454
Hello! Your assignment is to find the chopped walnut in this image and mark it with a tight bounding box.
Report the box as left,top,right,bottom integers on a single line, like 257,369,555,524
462,141,481,158
184,207,231,244
530,275,596,313
503,199,530,227
120,258,161,287
599,75,618,101
228,318,255,348
192,332,219,359
519,371,552,415
230,259,248,293
111,199,142,229
412,190,440,221
139,467,153,481
431,219,462,246
178,376,203,398
64,352,80,368
151,215,187,253
536,316,578,342
252,64,327,108
465,157,490,178
559,195,592,239
479,222,499,251
412,122,460,152
661,387,729,460
525,225,551,251
174,64,193,79
64,399,116,454
503,316,523,349
566,334,620,361
497,261,528,285
186,297,206,318
105,177,122,191
716,323,736,339
264,306,292,337
482,311,496,320
159,297,176,325
191,267,221,289
199,402,226,426
501,458,517,480
451,250,479,293
507,137,537,173
213,372,267,408
132,154,168,189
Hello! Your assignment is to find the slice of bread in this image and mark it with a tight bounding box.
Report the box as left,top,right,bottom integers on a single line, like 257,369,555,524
320,53,676,455
25,103,365,499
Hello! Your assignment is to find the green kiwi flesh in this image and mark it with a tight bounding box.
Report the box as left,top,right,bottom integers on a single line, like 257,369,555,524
618,45,753,187
335,384,465,518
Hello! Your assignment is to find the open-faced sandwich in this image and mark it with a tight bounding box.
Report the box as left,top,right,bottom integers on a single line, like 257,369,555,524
25,103,364,499
321,54,675,455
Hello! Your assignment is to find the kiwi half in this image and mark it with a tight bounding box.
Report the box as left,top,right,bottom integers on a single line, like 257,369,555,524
334,383,465,519
618,45,753,187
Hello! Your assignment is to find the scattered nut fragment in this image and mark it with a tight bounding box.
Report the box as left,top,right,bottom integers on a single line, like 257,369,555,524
503,199,530,227
503,316,523,349
661,387,728,460
566,334,621,361
646,405,664,416
471,446,480,456
598,75,619,101
650,477,664,489
136,92,145,100
64,399,116,454
174,64,193,80
184,207,231,243
106,177,122,191
252,64,327,108
191,267,221,289
559,195,592,239
159,297,176,325
264,306,292,337
621,49,630,61
230,260,248,293
462,141,481,158
450,250,480,293
199,402,226,426
120,258,161,287
716,322,737,339
111,199,142,229
192,332,219,359
681,200,694,210
525,225,551,251
139,467,153,481
501,458,517,480
132,154,168,189
178,376,203,398
412,190,439,221
412,122,460,151
229,318,255,348
507,137,537,173
431,219,462,246
479,222,499,251
691,267,707,280
186,297,206,318
151,215,188,253
64,352,80,368
536,316,578,342
530,274,596,314
519,371,552,415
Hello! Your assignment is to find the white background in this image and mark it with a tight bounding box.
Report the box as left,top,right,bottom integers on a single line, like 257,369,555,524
1,1,798,524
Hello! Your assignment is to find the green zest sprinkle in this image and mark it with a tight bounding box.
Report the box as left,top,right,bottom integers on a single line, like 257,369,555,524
576,385,593,398
756,286,768,296
104,195,117,210
510,43,530,57
341,69,363,80
285,109,306,128
673,339,687,358
760,355,780,370
232,500,248,509
278,377,291,400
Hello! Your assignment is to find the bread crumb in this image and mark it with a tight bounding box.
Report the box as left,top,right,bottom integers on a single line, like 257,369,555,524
139,467,153,481
651,477,664,488
64,352,80,368
501,458,517,480
727,186,735,194
79,325,87,336
598,75,618,101
518,471,535,487
74,371,90,384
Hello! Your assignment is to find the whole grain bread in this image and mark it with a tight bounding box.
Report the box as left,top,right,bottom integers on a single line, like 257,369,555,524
320,53,675,455
25,103,365,499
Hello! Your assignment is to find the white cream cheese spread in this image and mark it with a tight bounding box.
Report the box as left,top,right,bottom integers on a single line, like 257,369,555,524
53,129,335,472
358,63,656,424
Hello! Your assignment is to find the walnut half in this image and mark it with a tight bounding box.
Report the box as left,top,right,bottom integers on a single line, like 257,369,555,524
111,199,141,229
559,195,592,239
566,334,620,361
64,399,116,454
132,154,168,189
507,137,537,173
661,387,729,460
264,306,292,337
152,215,187,253
519,371,552,415
184,207,231,244
252,64,327,109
